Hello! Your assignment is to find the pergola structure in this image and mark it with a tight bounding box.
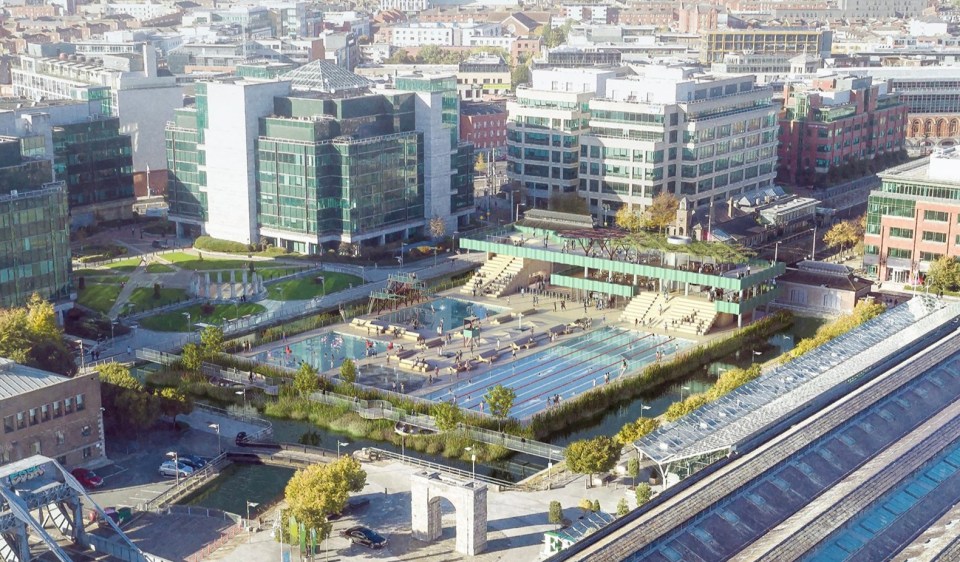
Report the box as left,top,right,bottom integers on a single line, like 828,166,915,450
555,227,631,259
368,273,429,315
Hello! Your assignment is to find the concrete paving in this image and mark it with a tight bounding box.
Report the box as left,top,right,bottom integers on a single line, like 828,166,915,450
205,458,641,562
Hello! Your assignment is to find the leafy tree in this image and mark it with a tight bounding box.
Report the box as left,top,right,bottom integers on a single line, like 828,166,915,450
294,362,319,397
635,483,652,507
822,220,860,256
617,497,630,517
615,206,644,233
565,436,621,488
180,343,204,372
578,498,593,514
386,49,414,64
98,362,159,436
511,62,530,88
928,255,960,292
538,20,573,48
592,499,601,513
284,457,367,542
548,501,563,528
643,193,679,234
548,192,589,214
431,402,462,432
627,457,640,487
429,216,446,240
340,358,357,385
485,384,516,431
200,325,224,356
614,417,660,446
475,152,488,175
157,386,194,428
0,295,75,375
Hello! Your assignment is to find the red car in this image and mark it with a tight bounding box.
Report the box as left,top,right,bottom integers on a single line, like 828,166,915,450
71,468,104,489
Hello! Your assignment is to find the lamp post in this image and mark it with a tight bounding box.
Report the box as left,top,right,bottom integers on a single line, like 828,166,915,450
337,440,349,458
182,312,191,332
236,389,247,409
246,501,259,529
464,447,476,481
208,423,221,456
111,320,118,342
680,385,690,401
166,451,180,487
359,266,365,283
602,203,610,227
811,224,818,260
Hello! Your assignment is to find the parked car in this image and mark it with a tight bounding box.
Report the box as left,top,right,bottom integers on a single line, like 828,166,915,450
327,497,370,521
158,460,194,478
339,526,386,549
178,455,209,470
71,468,104,489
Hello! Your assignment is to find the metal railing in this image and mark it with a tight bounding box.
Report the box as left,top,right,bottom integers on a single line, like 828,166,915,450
139,453,230,512
136,348,180,365
200,362,281,395
194,403,273,441
369,447,521,489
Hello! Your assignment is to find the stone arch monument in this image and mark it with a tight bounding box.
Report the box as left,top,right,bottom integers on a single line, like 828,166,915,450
411,471,487,556
187,271,264,301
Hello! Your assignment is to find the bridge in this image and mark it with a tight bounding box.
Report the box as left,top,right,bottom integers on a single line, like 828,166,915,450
0,455,166,562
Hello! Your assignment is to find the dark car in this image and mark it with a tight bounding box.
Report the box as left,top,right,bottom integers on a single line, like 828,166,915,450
178,455,209,470
339,526,386,549
235,432,249,446
71,468,104,489
327,497,371,521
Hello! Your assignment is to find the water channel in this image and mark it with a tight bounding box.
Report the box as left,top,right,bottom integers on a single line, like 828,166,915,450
183,316,825,512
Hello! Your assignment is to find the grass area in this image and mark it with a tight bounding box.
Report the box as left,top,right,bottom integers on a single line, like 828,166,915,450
105,258,143,273
267,272,362,300
145,263,176,274
76,285,122,314
74,268,117,277
139,302,266,332
126,287,189,311
164,251,261,271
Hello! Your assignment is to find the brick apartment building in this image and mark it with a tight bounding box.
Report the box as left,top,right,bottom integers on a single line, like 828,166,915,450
777,74,908,186
0,360,105,469
461,101,507,159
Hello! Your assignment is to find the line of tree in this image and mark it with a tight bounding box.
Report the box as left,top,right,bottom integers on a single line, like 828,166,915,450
99,361,194,437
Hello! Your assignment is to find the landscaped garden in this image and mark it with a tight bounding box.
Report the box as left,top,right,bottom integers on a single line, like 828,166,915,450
75,284,122,314
139,302,267,332
126,287,189,311
267,272,362,301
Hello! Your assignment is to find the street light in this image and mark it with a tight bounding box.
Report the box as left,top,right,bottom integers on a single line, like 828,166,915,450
337,440,349,458
208,423,221,456
359,265,365,283
602,203,610,227
236,389,247,409
166,451,180,487
111,320,118,341
246,501,259,528
464,447,476,481
182,312,191,332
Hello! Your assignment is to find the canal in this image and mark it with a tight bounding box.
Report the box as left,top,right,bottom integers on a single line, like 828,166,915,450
183,316,824,512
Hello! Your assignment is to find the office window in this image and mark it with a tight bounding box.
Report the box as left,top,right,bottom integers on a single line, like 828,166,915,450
29,408,38,426
53,401,62,418
76,394,86,411
889,227,913,239
922,231,947,243
3,415,13,433
924,210,949,222
64,397,73,414
16,412,25,429
83,447,93,459
41,404,50,422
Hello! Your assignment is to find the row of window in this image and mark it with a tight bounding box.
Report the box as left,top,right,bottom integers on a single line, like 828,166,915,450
2,393,86,433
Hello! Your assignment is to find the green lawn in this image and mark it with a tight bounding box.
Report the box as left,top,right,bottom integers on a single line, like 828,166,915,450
145,263,176,274
139,302,266,332
267,272,363,300
105,258,144,273
76,285,122,314
164,251,260,271
126,287,189,312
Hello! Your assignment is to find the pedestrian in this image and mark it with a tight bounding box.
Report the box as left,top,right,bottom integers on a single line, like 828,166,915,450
554,302,557,312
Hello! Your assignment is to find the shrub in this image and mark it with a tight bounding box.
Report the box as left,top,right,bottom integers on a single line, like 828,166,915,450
548,501,563,526
193,236,252,253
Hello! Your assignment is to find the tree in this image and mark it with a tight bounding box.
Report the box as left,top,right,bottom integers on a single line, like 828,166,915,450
386,49,414,64
822,220,859,256
200,326,224,356
578,498,593,514
565,436,621,488
485,384,516,431
294,362,319,397
98,362,159,436
614,417,660,446
592,499,601,513
430,216,446,240
475,152,488,175
548,501,563,528
927,255,960,292
180,343,204,372
340,358,357,385
25,293,58,341
157,387,194,428
617,498,630,517
643,193,679,234
511,63,530,88
548,192,589,215
431,402,462,432
627,457,640,487
615,206,644,233
0,295,75,375
284,457,367,542
635,483,652,507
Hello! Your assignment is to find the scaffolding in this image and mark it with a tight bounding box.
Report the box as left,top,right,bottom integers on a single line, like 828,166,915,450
367,273,429,315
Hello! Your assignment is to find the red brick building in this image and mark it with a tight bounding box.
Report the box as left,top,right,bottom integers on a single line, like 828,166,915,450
460,101,507,159
777,74,908,186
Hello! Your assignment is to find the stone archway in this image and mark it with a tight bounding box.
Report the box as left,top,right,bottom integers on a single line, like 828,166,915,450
411,471,487,556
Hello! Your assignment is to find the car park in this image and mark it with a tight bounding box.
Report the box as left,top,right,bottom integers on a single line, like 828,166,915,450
339,526,387,549
158,460,194,478
70,468,104,489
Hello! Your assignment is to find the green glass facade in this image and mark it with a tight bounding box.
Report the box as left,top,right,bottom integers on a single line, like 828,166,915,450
166,108,207,221
0,141,70,307
257,93,425,251
52,117,134,209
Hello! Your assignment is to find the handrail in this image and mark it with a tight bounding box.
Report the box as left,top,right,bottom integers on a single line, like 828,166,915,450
368,447,521,490
193,403,273,440
139,453,230,512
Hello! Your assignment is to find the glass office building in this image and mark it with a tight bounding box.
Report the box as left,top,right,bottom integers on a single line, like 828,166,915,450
52,117,134,210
